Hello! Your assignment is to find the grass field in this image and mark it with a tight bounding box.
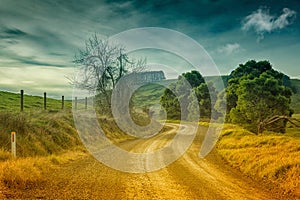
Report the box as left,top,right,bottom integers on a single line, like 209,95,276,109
0,111,83,157
211,120,300,196
0,91,72,112
0,150,86,189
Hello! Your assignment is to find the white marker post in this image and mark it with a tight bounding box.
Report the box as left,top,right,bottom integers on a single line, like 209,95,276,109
11,132,16,158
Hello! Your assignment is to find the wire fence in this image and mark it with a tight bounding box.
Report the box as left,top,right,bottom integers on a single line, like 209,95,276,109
19,89,88,112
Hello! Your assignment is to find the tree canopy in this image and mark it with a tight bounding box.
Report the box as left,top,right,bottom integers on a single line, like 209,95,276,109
160,70,217,121
217,60,293,133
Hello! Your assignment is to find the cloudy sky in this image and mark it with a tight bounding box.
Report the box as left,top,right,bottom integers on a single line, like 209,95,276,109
0,0,299,98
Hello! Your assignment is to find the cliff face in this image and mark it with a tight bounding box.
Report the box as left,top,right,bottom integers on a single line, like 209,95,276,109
114,71,166,100
130,71,166,85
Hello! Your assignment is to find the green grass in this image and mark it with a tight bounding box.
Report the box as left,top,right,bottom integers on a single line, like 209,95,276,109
0,90,87,158
0,89,154,158
0,91,72,112
0,111,84,157
131,82,168,109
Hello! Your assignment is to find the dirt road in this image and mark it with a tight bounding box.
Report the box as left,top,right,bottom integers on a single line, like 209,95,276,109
4,124,283,199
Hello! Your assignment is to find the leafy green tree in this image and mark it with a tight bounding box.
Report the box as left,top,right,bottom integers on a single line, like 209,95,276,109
187,92,199,121
161,70,216,121
181,70,205,88
160,83,181,120
214,90,227,121
223,60,293,133
217,60,292,120
230,72,292,133
188,82,217,120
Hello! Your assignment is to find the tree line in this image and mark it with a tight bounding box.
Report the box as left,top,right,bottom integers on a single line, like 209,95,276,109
73,35,299,134
160,60,298,134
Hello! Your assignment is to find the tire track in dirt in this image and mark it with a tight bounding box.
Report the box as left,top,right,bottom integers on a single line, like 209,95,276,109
122,123,196,200
123,123,280,200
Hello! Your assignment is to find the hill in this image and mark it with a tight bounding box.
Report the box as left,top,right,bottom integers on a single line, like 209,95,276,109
131,76,228,110
0,91,131,159
131,77,300,114
0,91,81,158
0,91,72,112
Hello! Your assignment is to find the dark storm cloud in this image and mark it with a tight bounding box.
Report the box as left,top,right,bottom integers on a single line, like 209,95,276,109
100,0,241,35
0,0,299,97
0,27,27,39
15,57,68,68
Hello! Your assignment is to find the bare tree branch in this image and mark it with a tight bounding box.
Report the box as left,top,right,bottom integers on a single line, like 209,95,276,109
70,34,146,108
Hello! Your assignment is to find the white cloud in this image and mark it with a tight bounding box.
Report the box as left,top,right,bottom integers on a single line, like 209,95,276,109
217,43,241,55
0,66,74,98
242,7,296,40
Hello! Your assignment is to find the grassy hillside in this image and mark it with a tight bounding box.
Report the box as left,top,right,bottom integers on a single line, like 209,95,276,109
0,91,72,112
197,120,300,197
131,82,167,110
131,77,300,115
218,114,300,197
0,111,83,158
0,91,83,158
0,90,138,159
131,76,228,110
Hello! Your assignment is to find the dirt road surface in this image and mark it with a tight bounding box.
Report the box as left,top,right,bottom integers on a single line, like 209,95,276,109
2,124,287,199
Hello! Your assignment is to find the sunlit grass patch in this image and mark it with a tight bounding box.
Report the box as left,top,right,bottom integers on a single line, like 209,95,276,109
0,151,86,189
0,111,83,157
0,149,12,161
217,124,300,196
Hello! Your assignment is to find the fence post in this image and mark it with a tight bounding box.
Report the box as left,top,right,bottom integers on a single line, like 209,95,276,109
85,97,87,110
11,132,16,158
44,92,47,110
62,95,64,110
75,97,77,110
20,90,24,112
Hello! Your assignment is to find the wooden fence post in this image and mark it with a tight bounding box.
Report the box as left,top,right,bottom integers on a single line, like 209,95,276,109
75,97,77,110
85,97,87,110
62,95,64,110
20,90,24,112
44,92,47,110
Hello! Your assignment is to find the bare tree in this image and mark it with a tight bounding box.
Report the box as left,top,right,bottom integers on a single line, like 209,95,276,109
72,34,146,107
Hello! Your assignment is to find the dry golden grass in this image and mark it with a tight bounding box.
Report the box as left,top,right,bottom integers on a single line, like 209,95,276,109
0,150,86,189
216,123,300,196
0,149,13,161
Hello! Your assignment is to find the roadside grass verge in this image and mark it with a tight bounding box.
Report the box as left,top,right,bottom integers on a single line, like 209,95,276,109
212,123,300,197
0,151,86,189
0,111,83,157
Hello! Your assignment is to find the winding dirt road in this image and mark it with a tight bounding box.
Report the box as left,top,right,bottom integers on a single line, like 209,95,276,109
4,124,283,199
